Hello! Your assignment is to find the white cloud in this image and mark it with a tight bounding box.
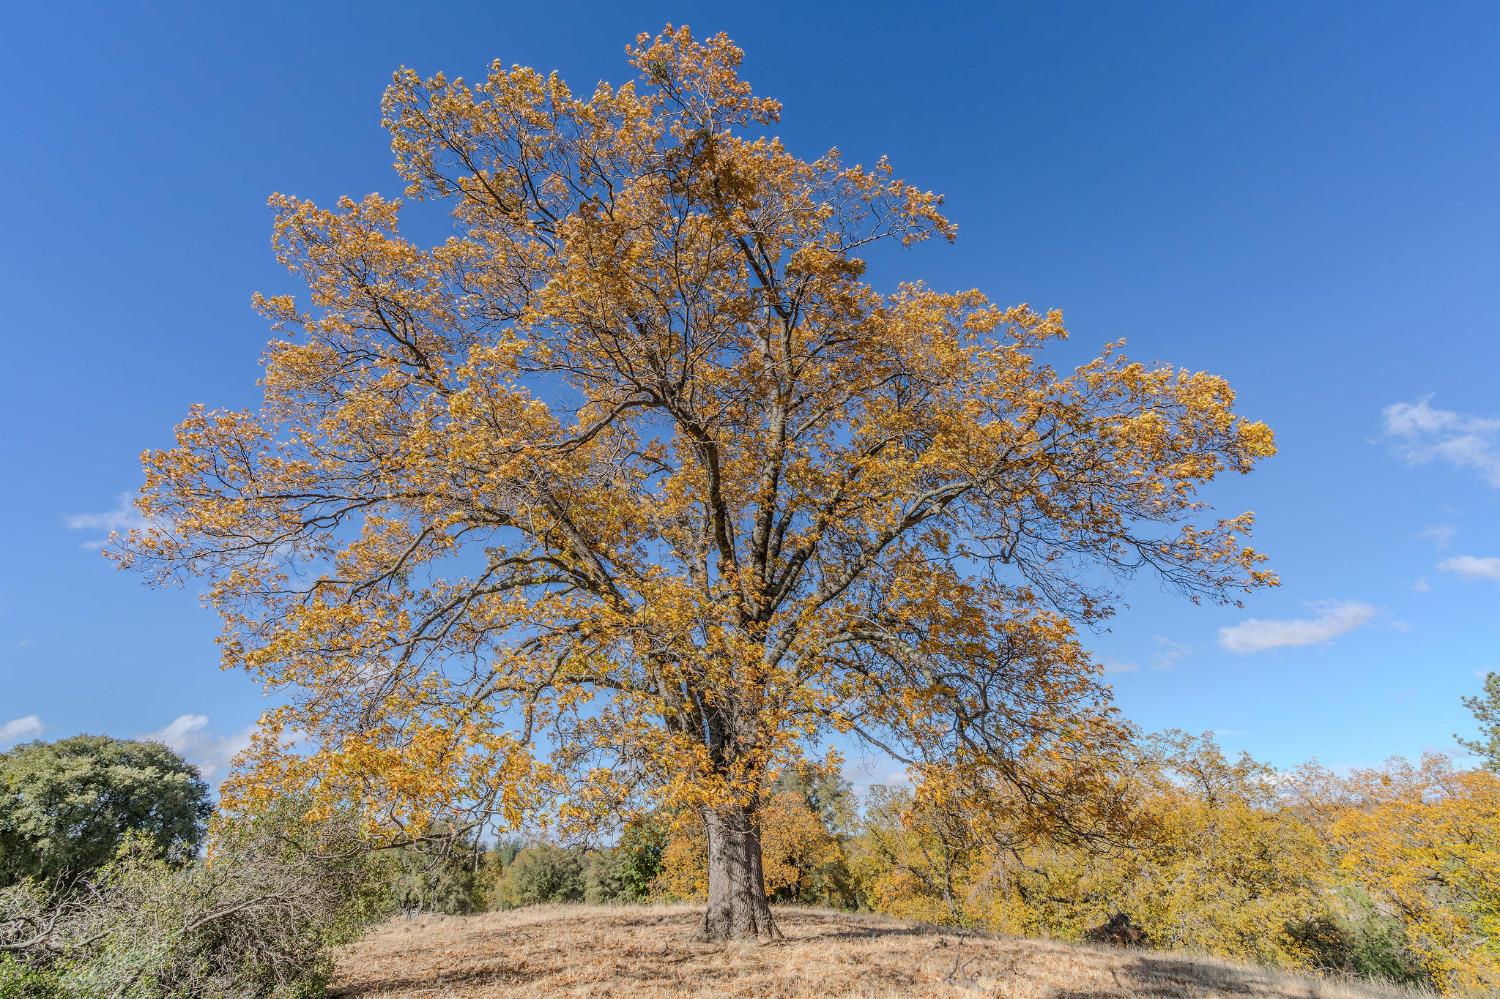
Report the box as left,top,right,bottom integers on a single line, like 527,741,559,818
1218,600,1377,654
1437,555,1500,582
1100,659,1139,675
144,714,253,782
1416,524,1456,549
1382,398,1500,487
1151,636,1191,671
0,715,43,745
1413,576,1431,593
64,492,150,550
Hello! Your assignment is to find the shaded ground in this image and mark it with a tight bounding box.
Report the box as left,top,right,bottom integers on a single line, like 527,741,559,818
330,904,1426,999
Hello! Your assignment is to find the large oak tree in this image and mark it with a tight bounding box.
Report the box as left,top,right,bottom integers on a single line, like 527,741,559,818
118,27,1276,940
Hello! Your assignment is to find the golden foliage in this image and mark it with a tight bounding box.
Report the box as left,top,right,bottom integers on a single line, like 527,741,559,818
854,735,1334,969
1288,755,1500,993
855,738,1500,993
115,26,1274,854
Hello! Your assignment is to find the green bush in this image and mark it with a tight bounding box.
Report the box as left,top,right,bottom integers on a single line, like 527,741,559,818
369,834,487,916
493,845,584,908
614,819,666,902
582,849,632,904
1287,889,1429,986
0,954,68,999
1,809,372,999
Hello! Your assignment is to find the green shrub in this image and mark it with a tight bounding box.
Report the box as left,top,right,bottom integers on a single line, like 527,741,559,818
582,849,631,904
615,819,666,902
0,954,69,999
1287,889,1429,986
1,810,372,999
368,834,487,916
493,846,584,908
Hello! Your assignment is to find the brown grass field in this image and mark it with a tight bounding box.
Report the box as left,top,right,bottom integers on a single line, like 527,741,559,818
328,904,1430,999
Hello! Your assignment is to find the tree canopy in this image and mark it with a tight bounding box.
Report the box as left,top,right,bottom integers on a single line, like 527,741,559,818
116,25,1275,938
0,735,210,886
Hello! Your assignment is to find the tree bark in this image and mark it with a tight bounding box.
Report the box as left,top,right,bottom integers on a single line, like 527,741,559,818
694,805,782,942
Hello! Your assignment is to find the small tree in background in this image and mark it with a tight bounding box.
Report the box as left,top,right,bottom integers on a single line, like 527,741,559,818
1313,756,1500,993
493,846,585,909
0,736,210,887
1459,671,1500,771
614,818,667,903
371,829,488,916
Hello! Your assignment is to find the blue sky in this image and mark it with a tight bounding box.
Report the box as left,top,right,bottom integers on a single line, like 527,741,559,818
1,1,1497,784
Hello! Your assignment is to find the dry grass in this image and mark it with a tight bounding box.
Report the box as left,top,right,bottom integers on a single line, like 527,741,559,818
329,904,1430,999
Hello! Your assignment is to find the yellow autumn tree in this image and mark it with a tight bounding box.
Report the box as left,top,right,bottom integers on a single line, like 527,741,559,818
854,733,1330,968
1003,733,1331,965
114,25,1275,940
1292,755,1500,993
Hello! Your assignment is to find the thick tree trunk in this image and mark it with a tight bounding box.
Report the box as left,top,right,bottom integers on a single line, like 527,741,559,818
694,805,783,942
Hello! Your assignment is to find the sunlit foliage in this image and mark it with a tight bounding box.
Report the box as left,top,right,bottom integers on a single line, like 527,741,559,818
1289,755,1500,993
115,24,1273,938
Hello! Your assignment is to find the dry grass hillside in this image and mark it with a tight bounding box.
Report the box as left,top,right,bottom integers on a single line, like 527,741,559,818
329,905,1428,999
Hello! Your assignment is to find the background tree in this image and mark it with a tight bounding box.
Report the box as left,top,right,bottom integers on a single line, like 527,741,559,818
998,733,1333,966
492,845,585,908
850,784,982,927
1309,755,1500,993
1459,670,1500,770
0,735,210,887
367,826,488,916
118,25,1275,940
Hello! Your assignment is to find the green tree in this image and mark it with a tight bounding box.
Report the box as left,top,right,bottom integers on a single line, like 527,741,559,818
583,849,633,904
0,736,210,886
494,845,584,908
372,833,487,916
1459,671,1500,771
615,817,668,903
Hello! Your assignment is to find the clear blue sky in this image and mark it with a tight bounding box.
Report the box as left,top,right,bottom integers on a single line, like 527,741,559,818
2,1,1497,782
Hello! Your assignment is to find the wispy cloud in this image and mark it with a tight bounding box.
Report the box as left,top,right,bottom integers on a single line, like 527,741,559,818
1218,600,1377,654
1151,636,1192,671
0,715,43,746
1100,659,1139,675
144,714,253,782
1413,576,1431,593
1382,397,1500,487
64,492,149,550
1437,555,1500,582
1416,524,1456,549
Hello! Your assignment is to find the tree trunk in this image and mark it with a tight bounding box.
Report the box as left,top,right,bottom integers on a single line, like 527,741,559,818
695,805,782,942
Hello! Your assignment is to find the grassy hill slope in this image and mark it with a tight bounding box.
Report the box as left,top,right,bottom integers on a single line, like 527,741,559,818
329,905,1428,999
